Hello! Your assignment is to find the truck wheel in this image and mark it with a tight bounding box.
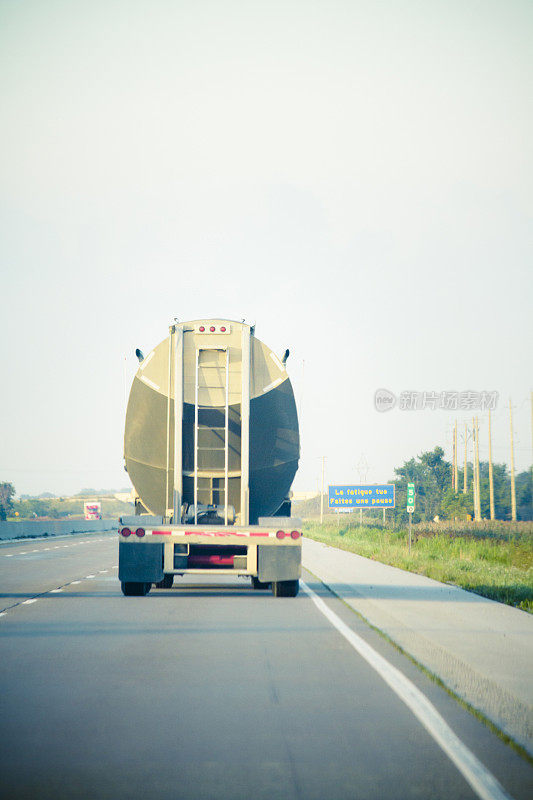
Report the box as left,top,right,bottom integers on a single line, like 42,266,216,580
251,576,270,590
272,580,299,598
156,574,174,589
121,582,151,596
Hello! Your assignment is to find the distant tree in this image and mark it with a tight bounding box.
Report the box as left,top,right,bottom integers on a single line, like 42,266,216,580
516,469,533,521
393,447,451,522
0,482,16,521
441,488,473,520
391,447,532,523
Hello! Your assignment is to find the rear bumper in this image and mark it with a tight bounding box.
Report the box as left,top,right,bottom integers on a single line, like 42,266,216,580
118,526,302,583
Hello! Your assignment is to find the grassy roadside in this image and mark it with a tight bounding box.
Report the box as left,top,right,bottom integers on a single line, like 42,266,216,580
303,520,533,613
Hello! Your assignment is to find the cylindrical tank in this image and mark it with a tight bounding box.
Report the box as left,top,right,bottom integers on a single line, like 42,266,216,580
124,319,299,523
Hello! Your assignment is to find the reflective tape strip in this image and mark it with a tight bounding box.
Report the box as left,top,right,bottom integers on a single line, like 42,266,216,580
263,376,283,393
139,351,154,371
140,375,160,391
270,352,284,370
149,530,278,538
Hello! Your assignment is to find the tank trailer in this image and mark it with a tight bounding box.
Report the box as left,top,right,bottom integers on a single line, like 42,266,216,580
119,319,301,597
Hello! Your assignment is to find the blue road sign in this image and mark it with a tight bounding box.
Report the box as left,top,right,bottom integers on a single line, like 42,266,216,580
328,484,395,509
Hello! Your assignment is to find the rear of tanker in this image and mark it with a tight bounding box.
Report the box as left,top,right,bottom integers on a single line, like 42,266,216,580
118,318,302,598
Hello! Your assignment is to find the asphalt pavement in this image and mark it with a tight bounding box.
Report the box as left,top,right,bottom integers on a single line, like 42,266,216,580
1,532,532,800
302,537,533,756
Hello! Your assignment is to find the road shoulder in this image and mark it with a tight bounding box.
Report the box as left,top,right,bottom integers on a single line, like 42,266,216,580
302,537,533,757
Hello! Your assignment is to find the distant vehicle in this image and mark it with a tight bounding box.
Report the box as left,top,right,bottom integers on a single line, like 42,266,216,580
119,318,301,597
84,502,102,520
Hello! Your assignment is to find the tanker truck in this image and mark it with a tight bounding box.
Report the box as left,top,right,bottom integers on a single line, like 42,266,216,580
118,318,301,598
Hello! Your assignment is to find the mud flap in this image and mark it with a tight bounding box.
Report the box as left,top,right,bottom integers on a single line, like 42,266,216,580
257,545,301,583
119,542,164,583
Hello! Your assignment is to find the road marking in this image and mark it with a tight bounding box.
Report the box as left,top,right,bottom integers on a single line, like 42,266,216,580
112,565,118,569
301,581,513,800
19,551,27,555
31,549,38,552
5,554,13,557
44,547,50,551
22,599,38,605
86,575,95,579
49,589,63,593
99,570,108,573
71,580,81,585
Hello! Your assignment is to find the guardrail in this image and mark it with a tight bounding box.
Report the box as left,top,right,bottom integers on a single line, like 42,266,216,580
0,519,118,541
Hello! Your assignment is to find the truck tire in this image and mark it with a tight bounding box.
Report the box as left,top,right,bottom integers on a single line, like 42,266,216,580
121,581,151,597
272,579,299,598
156,574,174,589
251,576,270,590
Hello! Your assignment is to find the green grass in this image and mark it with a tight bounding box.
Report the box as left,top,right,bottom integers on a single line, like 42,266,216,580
304,520,533,613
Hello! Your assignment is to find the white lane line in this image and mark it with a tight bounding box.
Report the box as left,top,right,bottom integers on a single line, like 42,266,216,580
70,580,81,585
31,549,38,553
112,565,118,569
301,581,513,800
44,547,50,551
19,551,27,555
99,570,108,573
22,599,38,605
5,554,13,557
86,575,95,579
49,589,63,593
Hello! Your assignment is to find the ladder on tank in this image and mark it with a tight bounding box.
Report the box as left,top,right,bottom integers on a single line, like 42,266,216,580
194,346,230,525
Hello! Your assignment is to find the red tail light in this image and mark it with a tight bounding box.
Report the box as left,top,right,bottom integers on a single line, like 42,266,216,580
291,530,301,539
276,530,285,539
135,528,146,538
121,527,132,537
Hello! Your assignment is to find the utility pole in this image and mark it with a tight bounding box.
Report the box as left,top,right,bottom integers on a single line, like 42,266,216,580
472,417,477,522
320,456,326,524
531,390,533,458
488,409,495,521
531,391,533,521
452,422,455,491
475,416,481,520
454,420,458,494
463,422,468,494
509,399,517,522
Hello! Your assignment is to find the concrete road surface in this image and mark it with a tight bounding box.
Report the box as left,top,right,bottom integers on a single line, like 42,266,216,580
1,532,532,800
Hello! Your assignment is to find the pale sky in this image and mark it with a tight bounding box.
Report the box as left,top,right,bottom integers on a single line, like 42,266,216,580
1,0,532,496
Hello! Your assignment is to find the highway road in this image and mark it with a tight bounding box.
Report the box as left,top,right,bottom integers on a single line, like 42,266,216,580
1,531,532,800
